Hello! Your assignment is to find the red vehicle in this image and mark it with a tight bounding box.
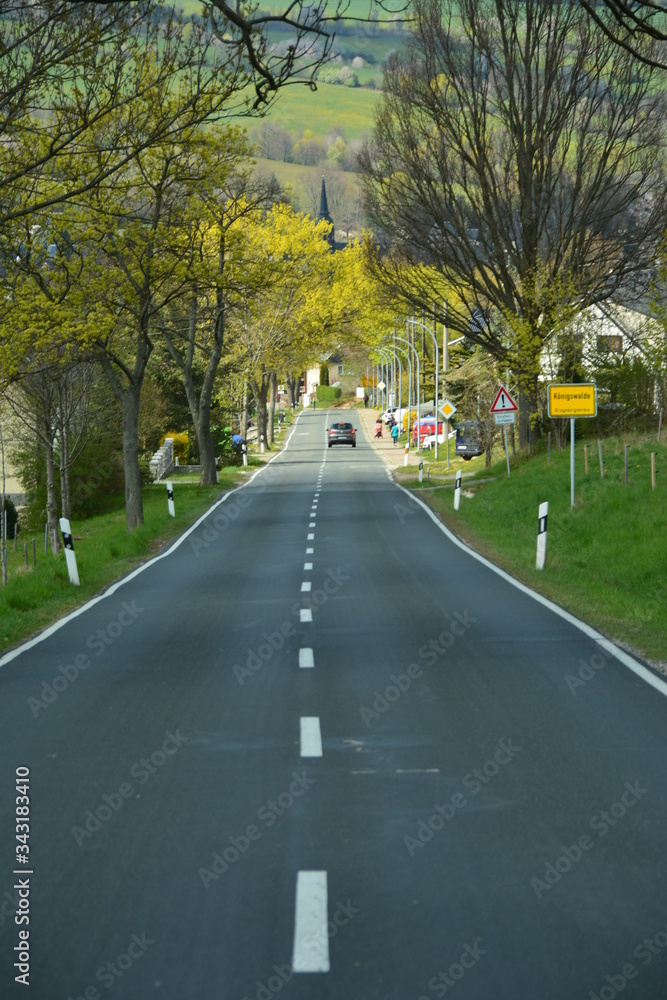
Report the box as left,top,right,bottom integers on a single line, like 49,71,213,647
411,417,444,446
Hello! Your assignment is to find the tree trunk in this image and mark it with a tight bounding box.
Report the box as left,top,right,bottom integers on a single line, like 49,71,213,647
518,376,539,449
120,385,144,532
198,397,217,485
42,421,61,554
286,375,299,409
250,375,270,451
268,371,277,445
241,376,249,439
59,420,72,520
197,329,223,485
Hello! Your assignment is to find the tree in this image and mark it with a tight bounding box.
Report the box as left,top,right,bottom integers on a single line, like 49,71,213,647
579,0,667,69
1,16,267,531
0,2,249,237
231,204,337,447
358,0,667,444
158,136,280,485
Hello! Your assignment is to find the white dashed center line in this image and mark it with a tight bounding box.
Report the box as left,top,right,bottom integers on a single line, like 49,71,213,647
292,871,329,973
300,716,322,757
299,648,315,668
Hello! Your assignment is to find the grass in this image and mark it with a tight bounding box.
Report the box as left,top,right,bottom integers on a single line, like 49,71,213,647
398,432,667,664
0,463,260,655
237,80,381,140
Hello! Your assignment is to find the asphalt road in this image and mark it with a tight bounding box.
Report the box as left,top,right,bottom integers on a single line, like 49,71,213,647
1,409,666,1000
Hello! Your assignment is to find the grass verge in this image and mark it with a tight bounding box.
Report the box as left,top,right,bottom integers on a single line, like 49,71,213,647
399,433,667,665
0,463,258,655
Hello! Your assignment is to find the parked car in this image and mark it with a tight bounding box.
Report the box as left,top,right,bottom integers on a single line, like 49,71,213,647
455,420,485,460
423,427,456,450
382,406,404,424
411,417,444,446
327,420,356,448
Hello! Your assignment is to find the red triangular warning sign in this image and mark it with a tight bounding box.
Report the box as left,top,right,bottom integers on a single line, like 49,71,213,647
490,385,518,413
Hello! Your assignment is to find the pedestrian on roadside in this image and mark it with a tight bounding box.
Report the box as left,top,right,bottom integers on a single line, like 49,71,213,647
391,420,399,447
364,393,369,408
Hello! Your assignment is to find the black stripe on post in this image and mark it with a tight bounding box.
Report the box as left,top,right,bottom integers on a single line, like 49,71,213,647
167,488,174,501
62,529,74,550
538,514,548,535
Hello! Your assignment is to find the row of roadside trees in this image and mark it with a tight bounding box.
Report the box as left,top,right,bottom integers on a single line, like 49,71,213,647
0,1,397,544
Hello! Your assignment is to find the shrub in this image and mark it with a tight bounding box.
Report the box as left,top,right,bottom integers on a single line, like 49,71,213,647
160,431,189,464
318,67,340,84
338,67,360,88
316,385,342,406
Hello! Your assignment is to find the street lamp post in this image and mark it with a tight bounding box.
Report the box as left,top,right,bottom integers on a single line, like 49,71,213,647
394,334,420,452
409,314,440,460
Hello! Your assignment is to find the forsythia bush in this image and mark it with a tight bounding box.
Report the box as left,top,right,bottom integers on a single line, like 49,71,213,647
160,431,189,464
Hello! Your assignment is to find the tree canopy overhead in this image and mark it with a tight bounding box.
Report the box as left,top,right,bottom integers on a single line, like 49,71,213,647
358,0,667,440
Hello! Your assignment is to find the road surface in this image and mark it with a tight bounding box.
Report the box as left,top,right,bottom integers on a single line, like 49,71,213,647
1,409,666,999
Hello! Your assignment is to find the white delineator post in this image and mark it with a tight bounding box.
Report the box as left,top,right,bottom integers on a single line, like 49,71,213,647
59,517,80,586
536,501,548,570
454,469,462,510
404,442,409,467
418,457,423,484
166,481,175,518
242,443,248,467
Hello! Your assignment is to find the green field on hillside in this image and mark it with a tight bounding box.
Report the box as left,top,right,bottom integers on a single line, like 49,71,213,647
245,80,381,139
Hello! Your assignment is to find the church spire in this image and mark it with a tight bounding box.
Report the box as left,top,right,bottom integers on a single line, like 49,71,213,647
317,175,334,247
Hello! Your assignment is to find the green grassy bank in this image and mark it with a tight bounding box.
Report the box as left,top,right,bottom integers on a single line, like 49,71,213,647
0,465,254,654
398,433,667,664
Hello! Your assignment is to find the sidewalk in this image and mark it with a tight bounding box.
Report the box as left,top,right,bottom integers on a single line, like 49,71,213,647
357,407,421,470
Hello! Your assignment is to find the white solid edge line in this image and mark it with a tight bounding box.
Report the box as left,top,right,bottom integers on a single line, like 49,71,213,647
299,648,315,668
300,716,322,757
394,482,667,698
300,609,313,623
292,870,329,973
0,413,307,669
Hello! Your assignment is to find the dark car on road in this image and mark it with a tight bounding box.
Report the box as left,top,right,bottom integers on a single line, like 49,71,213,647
327,420,356,448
